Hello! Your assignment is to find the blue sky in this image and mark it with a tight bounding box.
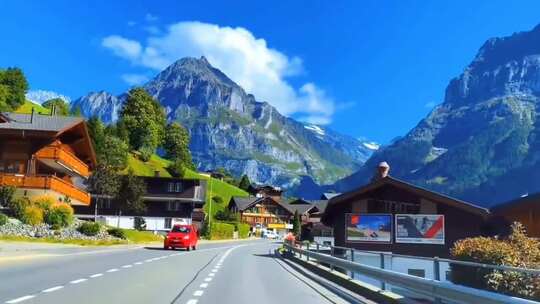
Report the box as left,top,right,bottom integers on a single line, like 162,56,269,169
1,1,540,143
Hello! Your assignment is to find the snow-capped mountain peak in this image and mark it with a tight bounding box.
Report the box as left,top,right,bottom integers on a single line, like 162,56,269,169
26,90,71,104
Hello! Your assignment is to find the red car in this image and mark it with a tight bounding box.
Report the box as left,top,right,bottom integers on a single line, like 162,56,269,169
164,224,198,250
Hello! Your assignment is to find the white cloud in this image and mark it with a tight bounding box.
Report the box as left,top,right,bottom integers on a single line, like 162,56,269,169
145,13,158,22
101,21,341,124
425,101,437,108
121,73,150,86
101,36,141,60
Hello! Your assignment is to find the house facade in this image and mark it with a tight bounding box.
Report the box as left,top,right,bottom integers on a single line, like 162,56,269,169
74,176,206,231
491,193,540,238
322,163,490,258
0,112,96,206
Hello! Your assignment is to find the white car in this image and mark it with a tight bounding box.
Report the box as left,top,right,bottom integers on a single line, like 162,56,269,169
264,231,278,239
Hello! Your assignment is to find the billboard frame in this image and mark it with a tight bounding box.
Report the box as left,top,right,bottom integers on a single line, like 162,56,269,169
395,214,445,245
344,213,393,244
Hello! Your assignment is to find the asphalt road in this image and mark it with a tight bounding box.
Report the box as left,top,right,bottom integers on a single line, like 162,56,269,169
0,240,366,304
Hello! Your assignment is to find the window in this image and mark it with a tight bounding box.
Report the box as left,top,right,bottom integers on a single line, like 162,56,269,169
164,218,172,229
172,225,190,233
167,201,183,211
98,199,111,209
368,199,420,213
168,183,174,192
408,269,425,278
175,182,182,192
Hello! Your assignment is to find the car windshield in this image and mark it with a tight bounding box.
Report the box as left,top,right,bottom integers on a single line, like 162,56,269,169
171,226,190,233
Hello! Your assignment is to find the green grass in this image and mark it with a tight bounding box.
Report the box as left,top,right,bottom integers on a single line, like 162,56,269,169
14,100,51,115
0,235,127,246
124,152,249,219
122,229,163,243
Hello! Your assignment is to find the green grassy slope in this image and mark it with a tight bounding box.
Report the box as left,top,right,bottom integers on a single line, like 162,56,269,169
125,153,249,218
14,100,51,114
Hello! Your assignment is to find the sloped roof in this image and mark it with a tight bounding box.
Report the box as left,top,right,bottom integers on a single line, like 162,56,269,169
321,192,341,200
491,192,540,212
230,196,263,211
0,112,83,133
322,176,489,224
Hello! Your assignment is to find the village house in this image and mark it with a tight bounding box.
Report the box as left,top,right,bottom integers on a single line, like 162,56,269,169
0,111,96,206
74,175,206,231
491,193,540,238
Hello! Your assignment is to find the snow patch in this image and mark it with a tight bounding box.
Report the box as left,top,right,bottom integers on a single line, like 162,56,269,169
304,124,325,136
362,142,380,150
26,90,71,104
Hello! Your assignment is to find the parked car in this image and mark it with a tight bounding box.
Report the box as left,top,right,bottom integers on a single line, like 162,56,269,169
164,224,198,250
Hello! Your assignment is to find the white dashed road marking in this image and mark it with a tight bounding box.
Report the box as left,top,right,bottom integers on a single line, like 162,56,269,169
199,283,208,288
70,278,87,284
204,277,212,282
186,300,198,304
106,268,119,273
90,273,103,278
193,290,204,296
122,265,132,268
42,286,64,293
5,295,35,303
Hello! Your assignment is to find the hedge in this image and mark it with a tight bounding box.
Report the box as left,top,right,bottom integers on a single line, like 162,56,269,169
78,222,101,236
209,222,235,240
238,223,250,239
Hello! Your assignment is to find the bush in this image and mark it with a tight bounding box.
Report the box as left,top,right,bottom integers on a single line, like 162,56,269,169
0,186,16,207
8,197,31,219
33,195,55,213
209,222,235,240
0,213,7,226
238,223,250,239
45,203,74,229
451,222,540,300
78,222,101,236
21,206,44,225
134,217,146,231
214,209,239,222
107,227,126,239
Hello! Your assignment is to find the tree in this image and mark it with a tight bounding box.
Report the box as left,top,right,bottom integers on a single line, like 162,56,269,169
87,164,121,200
238,175,251,191
87,116,128,170
163,122,194,169
118,169,147,214
0,186,16,208
292,210,301,238
42,98,69,115
119,87,166,156
0,67,28,111
70,106,82,117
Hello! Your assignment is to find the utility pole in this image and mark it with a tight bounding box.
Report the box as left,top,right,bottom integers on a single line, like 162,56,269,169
208,177,213,236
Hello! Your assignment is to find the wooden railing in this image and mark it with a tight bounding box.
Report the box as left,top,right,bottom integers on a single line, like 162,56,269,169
35,145,90,178
0,174,91,205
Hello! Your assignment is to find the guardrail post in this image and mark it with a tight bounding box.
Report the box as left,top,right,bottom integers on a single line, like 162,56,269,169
380,253,386,290
330,246,335,271
434,257,442,304
316,243,320,265
306,243,310,262
350,249,355,279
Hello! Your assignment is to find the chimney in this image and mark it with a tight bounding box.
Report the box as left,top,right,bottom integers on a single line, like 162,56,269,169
30,107,35,123
373,161,390,181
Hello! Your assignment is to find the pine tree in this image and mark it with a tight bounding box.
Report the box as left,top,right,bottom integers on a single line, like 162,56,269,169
238,175,251,191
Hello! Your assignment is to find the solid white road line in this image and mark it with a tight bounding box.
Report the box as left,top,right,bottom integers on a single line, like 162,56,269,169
193,290,204,296
70,278,87,284
90,273,103,278
186,300,198,304
199,283,209,288
106,268,119,273
5,295,35,303
42,286,64,293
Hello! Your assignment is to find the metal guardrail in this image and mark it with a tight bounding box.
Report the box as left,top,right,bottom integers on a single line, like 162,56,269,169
306,241,540,276
284,243,539,304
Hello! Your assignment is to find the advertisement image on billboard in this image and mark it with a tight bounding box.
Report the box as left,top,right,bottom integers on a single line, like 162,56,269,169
395,214,445,244
345,214,392,243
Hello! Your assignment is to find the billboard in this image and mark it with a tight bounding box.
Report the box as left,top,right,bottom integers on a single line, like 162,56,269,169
395,214,445,244
345,214,392,243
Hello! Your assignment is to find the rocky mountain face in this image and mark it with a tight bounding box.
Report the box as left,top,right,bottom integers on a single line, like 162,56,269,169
73,57,377,189
331,24,540,207
26,90,71,104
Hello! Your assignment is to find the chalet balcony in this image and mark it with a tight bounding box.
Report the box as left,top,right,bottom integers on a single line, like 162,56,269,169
35,145,90,178
0,173,91,205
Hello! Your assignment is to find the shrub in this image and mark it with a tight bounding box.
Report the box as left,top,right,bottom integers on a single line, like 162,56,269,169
209,222,234,240
134,217,146,231
8,197,31,219
107,227,126,239
238,223,250,239
214,209,239,222
32,195,56,213
78,222,101,236
21,206,44,225
45,203,74,229
0,213,8,226
451,222,540,300
0,186,16,207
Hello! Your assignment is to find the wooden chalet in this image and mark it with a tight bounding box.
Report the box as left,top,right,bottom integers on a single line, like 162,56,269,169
491,193,540,238
229,196,293,229
322,163,490,258
0,112,96,205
